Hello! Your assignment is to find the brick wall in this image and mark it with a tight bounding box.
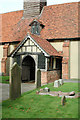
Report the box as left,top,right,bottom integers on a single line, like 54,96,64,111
41,70,60,84
41,71,47,84
47,70,60,83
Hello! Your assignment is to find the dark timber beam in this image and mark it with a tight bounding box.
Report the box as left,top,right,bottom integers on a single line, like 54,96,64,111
15,52,43,56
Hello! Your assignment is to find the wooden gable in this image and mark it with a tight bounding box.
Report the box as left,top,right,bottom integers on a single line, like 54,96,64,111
10,34,49,57
18,38,41,54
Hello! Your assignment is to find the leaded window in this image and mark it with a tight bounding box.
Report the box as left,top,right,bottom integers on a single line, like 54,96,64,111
31,22,40,35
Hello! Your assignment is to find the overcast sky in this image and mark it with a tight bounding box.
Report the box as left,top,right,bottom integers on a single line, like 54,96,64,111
0,0,79,14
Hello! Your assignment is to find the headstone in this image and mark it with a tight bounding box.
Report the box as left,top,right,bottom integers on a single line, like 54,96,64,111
10,62,21,100
43,87,50,92
59,79,64,85
54,80,60,87
40,89,43,92
61,96,66,106
36,91,40,94
36,69,41,88
69,91,75,96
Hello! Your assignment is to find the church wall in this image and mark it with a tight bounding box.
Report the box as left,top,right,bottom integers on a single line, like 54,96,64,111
8,43,17,76
0,45,3,60
9,44,15,53
50,41,64,52
78,41,80,79
70,40,79,79
0,45,3,74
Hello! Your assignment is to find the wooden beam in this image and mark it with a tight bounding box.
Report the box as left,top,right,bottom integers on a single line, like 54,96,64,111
51,57,53,70
16,52,43,56
23,45,35,47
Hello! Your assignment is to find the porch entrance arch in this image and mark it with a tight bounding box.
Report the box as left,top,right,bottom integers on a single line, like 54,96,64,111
22,55,35,83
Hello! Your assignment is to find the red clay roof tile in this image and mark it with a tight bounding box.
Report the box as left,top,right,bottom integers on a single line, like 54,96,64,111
1,10,23,43
39,2,79,39
30,33,60,56
1,2,79,43
9,33,60,57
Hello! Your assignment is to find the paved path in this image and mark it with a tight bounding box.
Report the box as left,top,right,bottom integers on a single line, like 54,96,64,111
0,80,80,102
0,83,36,102
63,80,80,83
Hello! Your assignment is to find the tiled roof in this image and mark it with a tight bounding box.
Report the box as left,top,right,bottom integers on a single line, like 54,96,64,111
30,33,60,56
40,2,79,39
1,2,79,43
29,18,45,26
1,10,23,43
9,33,61,57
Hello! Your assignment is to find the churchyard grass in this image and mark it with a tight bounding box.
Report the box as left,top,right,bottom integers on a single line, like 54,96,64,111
0,76,9,84
2,82,80,118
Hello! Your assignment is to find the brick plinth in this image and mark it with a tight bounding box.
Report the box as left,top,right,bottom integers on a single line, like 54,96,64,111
41,71,47,84
62,41,70,79
41,70,60,84
47,70,60,83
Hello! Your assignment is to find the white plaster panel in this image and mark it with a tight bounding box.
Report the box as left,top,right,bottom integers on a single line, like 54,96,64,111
0,45,3,60
24,40,29,45
18,49,21,52
70,41,78,79
36,47,41,52
50,41,63,51
27,47,31,52
78,41,80,79
22,47,25,52
10,45,14,52
30,40,34,45
33,46,37,52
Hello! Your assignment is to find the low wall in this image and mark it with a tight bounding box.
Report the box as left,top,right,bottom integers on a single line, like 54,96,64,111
41,70,61,84
47,70,60,83
41,71,47,84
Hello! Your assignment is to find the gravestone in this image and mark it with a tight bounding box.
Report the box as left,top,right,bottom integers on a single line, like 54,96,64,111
10,62,21,100
54,80,60,87
61,96,66,106
36,69,41,88
43,87,50,92
59,79,64,85
69,91,75,96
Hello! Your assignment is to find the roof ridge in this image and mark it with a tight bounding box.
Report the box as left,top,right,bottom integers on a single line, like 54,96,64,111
44,1,79,8
1,10,23,15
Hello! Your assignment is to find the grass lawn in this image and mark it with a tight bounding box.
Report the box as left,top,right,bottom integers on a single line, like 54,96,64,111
2,82,80,118
0,76,9,84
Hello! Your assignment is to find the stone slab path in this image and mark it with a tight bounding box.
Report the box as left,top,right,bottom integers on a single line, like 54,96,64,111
0,80,80,102
0,83,36,102
63,80,80,83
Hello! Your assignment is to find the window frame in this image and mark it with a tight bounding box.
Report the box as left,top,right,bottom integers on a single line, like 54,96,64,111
31,22,40,35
